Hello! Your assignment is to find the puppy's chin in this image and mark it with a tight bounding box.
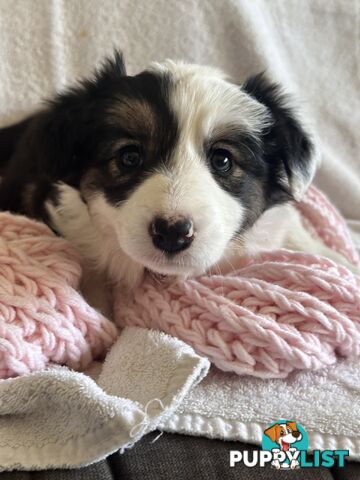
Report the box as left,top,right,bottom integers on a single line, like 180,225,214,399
129,255,203,280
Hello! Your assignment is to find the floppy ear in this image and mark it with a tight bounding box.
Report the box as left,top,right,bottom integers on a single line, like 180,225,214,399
243,73,317,205
36,51,127,182
264,424,280,443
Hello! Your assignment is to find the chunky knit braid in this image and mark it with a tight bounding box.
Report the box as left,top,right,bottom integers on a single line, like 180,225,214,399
0,213,117,379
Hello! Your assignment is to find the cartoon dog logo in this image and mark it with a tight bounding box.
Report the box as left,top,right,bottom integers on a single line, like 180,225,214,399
264,421,302,469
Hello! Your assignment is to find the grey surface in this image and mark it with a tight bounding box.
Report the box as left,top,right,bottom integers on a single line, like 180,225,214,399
0,432,354,480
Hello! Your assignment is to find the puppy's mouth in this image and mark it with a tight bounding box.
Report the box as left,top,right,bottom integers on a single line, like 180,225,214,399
120,234,225,281
116,219,230,282
144,268,171,281
131,247,205,282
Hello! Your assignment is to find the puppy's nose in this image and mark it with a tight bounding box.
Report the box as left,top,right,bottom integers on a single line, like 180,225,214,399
150,217,194,254
292,431,301,438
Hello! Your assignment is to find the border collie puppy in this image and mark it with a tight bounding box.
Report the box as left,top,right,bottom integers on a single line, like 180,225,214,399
0,52,349,288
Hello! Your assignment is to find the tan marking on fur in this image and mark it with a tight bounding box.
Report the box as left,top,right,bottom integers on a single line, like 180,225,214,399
107,98,156,138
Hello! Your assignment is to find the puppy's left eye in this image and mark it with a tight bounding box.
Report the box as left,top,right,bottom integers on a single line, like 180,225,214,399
116,146,142,170
210,149,233,174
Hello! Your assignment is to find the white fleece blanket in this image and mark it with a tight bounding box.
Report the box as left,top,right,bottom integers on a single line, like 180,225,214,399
2,324,360,470
161,358,360,459
0,327,210,470
1,0,360,470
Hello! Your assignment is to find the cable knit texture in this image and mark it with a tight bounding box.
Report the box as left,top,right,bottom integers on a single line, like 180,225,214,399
115,187,360,378
0,213,118,379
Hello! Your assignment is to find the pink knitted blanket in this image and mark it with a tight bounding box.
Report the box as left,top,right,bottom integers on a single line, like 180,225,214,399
114,187,360,379
1,187,359,380
0,214,117,378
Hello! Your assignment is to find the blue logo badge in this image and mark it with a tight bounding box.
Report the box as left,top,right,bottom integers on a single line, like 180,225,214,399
262,420,308,469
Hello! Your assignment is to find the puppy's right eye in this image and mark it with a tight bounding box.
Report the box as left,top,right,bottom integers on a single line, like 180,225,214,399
116,146,142,170
210,148,233,175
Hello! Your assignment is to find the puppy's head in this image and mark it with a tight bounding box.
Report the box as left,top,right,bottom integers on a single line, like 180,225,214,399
40,52,317,284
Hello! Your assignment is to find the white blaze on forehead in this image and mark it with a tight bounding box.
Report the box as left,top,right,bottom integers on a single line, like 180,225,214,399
150,60,271,142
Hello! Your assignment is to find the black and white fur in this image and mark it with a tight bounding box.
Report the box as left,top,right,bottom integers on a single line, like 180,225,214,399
0,53,349,289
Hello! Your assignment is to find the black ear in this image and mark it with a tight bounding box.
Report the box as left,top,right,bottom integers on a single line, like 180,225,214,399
93,50,127,85
243,73,317,204
0,117,32,172
36,50,127,182
0,51,127,214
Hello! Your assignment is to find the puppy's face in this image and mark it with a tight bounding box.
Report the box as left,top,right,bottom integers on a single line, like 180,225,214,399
41,54,316,282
